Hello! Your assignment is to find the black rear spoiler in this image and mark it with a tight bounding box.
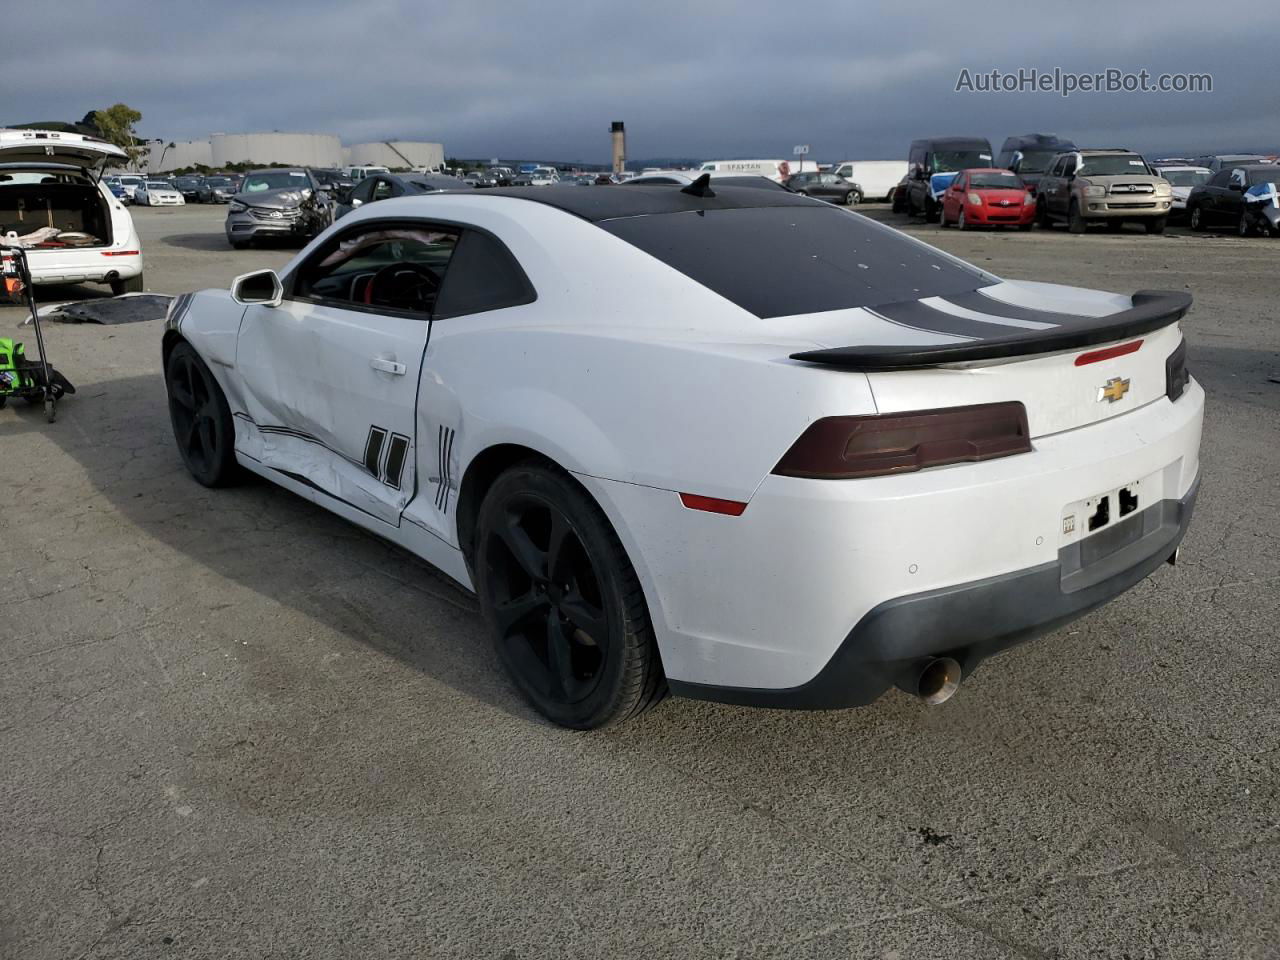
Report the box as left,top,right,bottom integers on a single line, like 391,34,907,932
790,290,1192,370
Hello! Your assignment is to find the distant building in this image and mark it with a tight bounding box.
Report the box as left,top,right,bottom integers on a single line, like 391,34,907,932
141,131,444,172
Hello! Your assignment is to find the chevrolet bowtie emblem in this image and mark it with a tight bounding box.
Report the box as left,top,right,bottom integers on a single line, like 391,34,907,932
1098,377,1131,403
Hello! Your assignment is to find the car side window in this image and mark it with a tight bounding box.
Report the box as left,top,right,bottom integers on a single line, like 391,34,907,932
292,225,460,317
1208,169,1233,188
1062,156,1077,176
1229,169,1247,189
433,228,536,319
372,179,395,202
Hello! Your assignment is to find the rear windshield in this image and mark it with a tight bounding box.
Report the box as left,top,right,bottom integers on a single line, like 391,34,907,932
599,206,995,319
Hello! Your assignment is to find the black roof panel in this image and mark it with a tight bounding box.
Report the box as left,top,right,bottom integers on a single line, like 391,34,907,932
483,183,817,222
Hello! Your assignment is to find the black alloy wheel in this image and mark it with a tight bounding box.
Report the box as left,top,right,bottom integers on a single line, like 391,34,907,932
165,342,239,487
476,464,664,728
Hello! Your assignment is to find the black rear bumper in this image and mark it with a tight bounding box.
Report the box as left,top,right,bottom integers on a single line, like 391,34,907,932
669,478,1199,710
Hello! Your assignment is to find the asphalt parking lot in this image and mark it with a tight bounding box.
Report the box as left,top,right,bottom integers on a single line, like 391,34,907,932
2,202,1277,959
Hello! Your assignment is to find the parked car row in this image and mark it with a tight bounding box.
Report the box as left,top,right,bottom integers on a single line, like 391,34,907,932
888,132,1278,237
105,171,246,205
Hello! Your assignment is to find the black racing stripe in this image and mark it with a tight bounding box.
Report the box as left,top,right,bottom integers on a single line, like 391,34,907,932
384,434,409,492
441,428,455,513
944,290,1082,325
871,300,1032,341
435,425,447,509
364,427,387,477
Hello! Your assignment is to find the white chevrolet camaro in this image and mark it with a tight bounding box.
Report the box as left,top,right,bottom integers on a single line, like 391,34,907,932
163,181,1203,728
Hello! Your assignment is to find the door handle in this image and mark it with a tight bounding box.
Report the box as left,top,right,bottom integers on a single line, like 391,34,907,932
370,357,406,376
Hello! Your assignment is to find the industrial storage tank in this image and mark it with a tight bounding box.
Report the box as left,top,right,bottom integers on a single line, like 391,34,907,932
343,141,445,171
145,139,213,172
210,132,343,169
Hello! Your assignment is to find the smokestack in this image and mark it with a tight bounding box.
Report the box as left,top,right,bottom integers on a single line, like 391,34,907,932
610,121,626,175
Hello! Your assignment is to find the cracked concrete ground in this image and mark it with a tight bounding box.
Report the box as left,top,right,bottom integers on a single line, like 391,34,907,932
1,205,1277,959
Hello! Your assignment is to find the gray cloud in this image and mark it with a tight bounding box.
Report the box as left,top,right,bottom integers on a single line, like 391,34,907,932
9,0,1274,164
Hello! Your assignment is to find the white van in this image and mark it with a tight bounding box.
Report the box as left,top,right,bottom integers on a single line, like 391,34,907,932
344,165,391,182
0,129,144,294
697,159,815,183
830,161,908,202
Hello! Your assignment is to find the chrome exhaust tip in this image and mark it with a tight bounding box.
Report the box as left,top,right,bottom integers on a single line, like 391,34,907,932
914,657,962,705
1167,546,1180,566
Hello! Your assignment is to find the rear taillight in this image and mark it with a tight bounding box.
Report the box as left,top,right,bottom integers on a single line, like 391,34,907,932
1165,338,1190,402
772,402,1031,480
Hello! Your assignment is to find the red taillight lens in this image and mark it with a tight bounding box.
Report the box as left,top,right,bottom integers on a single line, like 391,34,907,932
1074,339,1142,366
772,402,1031,480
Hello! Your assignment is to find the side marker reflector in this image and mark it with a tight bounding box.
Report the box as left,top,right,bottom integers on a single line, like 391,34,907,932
1074,339,1142,366
679,493,748,516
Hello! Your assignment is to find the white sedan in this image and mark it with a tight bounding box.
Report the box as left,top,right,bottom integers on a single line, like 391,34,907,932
162,179,1204,728
134,180,185,206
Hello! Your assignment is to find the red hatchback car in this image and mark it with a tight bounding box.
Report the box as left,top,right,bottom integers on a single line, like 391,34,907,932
940,168,1036,230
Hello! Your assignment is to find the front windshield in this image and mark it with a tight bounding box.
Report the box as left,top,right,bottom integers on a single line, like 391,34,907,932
931,150,991,173
119,176,142,185
970,172,1025,189
146,181,171,188
242,171,310,192
1079,155,1151,176
1014,150,1059,173
1159,170,1209,187
206,177,232,187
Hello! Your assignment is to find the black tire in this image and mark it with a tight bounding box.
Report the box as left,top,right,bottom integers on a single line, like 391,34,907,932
230,240,250,250
957,208,968,231
475,463,665,729
110,273,144,296
1189,205,1205,231
1237,213,1251,237
1068,200,1087,234
1017,221,1033,231
165,342,240,488
1146,216,1167,235
923,198,936,222
1106,220,1123,234
1036,199,1051,228
845,189,861,206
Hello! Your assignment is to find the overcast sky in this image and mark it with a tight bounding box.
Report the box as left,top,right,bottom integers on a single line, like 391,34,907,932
11,0,1276,164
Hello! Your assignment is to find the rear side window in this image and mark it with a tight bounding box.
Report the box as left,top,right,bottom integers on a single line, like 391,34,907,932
600,206,995,319
433,229,536,319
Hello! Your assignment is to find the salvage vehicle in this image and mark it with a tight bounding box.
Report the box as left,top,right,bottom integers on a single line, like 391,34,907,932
939,168,1035,230
333,172,466,220
224,168,332,249
1186,164,1280,235
830,161,906,202
196,176,237,204
134,179,185,206
0,129,144,294
1240,180,1280,236
172,176,204,203
785,171,861,205
115,174,143,202
995,133,1077,194
1036,150,1172,234
898,137,993,219
1193,154,1270,174
163,180,1203,728
1152,165,1210,219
